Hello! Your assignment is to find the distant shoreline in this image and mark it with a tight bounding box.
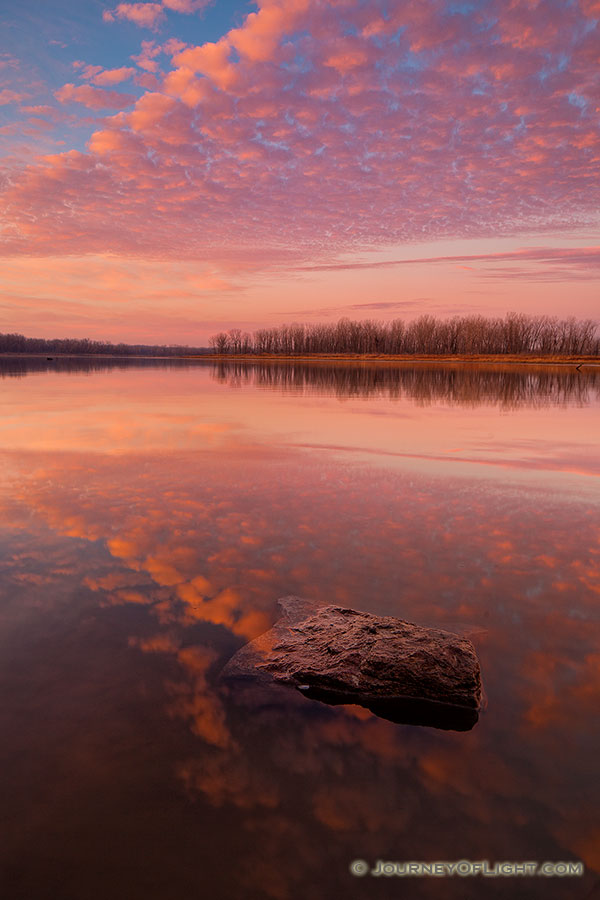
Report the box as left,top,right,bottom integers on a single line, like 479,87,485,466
1,352,599,366
192,353,600,366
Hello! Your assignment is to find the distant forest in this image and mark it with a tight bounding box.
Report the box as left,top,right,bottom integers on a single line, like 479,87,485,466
209,313,600,356
0,333,208,357
3,313,598,359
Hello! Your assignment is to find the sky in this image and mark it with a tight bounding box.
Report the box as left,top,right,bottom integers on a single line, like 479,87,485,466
0,0,599,344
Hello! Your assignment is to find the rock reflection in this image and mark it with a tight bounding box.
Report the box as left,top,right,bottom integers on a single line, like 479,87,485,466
300,688,480,730
226,673,480,731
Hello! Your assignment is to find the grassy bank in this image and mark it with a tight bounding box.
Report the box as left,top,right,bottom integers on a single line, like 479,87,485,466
190,353,599,365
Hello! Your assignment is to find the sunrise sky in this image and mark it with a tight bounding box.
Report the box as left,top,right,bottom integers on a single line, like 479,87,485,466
0,0,598,344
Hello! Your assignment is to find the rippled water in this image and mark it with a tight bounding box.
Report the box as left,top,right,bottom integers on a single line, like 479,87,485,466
1,358,599,899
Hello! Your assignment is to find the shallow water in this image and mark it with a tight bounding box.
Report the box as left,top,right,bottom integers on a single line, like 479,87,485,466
1,358,599,899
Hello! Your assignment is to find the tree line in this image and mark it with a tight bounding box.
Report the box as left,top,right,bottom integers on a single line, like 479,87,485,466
0,333,208,357
209,314,600,357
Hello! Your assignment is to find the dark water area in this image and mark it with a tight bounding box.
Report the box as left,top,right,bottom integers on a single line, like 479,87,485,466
1,358,599,899
0,356,201,378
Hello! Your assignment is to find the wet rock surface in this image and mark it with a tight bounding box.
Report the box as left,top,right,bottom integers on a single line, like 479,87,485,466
221,596,483,731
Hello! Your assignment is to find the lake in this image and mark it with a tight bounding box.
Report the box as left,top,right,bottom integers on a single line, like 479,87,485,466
1,358,599,899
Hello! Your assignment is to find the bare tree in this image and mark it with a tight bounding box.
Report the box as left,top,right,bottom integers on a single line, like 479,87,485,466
227,329,242,354
208,314,599,358
209,332,230,354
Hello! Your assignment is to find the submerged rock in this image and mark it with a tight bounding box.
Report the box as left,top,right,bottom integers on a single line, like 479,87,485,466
221,596,483,731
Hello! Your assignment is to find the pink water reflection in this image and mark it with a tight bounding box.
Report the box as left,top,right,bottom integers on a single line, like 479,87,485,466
0,361,598,898
1,362,599,485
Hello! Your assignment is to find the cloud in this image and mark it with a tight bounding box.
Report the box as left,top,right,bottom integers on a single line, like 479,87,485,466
54,83,136,110
288,298,444,317
2,0,600,264
0,89,24,105
299,246,600,280
347,299,435,310
172,39,238,90
0,53,19,71
91,67,136,86
103,0,210,29
227,0,311,63
104,3,165,29
132,40,162,72
162,0,210,10
21,105,62,117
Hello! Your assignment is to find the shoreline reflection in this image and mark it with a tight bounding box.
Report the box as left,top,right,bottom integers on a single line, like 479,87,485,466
211,359,600,408
1,355,600,410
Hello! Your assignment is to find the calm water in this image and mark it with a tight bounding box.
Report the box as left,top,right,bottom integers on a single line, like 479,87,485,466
1,358,599,900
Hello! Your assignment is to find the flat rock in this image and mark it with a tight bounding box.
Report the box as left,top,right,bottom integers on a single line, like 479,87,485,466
221,596,483,731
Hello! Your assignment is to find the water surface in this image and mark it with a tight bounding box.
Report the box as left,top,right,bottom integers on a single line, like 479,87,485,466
1,358,599,899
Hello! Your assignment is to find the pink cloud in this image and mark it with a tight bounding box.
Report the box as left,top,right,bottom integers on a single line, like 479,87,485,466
228,0,311,63
173,39,238,90
131,38,187,82
79,64,103,79
323,37,371,74
75,63,136,85
92,67,136,86
162,38,187,55
1,0,599,280
21,105,60,117
162,0,210,10
134,72,162,90
127,91,179,131
0,89,24,105
162,66,211,107
104,0,209,29
105,3,165,29
54,83,136,110
301,246,600,278
0,53,19,71
132,40,162,72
